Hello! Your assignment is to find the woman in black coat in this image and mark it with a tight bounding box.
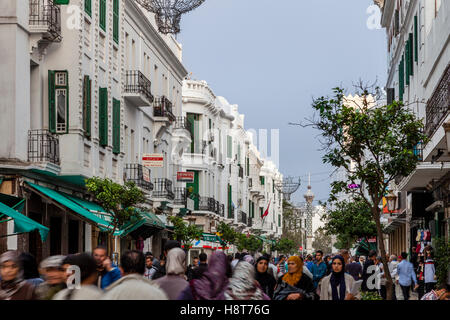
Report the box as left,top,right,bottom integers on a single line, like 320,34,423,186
254,256,277,299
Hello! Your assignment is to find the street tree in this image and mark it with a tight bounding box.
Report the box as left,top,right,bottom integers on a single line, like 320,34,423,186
308,86,427,300
322,197,377,249
273,238,297,255
312,227,332,254
167,216,203,250
85,177,146,255
216,222,237,249
281,200,304,250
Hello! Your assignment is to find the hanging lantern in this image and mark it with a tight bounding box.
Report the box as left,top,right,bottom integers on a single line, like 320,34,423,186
385,191,397,213
135,0,206,34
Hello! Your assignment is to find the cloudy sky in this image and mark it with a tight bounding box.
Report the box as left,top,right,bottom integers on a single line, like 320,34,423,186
178,0,387,205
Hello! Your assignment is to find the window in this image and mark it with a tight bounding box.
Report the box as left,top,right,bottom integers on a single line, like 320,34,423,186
227,135,232,158
48,70,69,134
85,0,91,16
246,157,249,176
113,98,120,154
414,16,418,62
399,56,405,101
394,9,399,35
260,176,265,185
83,75,91,137
113,0,119,44
99,87,108,147
99,0,106,31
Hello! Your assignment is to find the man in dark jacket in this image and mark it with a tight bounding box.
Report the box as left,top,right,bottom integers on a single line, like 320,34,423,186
192,253,208,280
346,256,363,280
93,246,121,290
361,250,377,292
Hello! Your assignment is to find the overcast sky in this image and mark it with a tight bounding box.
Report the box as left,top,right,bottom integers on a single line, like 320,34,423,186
177,0,387,205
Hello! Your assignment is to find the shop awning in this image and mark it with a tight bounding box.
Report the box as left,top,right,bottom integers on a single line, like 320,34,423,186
117,210,165,237
25,182,111,229
0,199,49,242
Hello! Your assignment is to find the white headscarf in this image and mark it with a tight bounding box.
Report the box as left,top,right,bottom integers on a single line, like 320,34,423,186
225,261,265,300
166,248,186,276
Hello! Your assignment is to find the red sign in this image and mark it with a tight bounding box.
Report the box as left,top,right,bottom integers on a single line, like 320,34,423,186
177,172,194,182
142,154,164,167
299,246,303,251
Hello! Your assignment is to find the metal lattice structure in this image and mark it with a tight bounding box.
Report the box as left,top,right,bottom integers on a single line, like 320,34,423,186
275,176,301,201
135,0,206,34
303,174,314,238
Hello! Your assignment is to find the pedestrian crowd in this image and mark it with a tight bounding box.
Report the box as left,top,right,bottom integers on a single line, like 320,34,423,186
1,243,449,300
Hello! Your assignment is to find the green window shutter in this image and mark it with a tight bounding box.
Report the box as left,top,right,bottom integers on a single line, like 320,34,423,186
227,136,232,158
99,87,108,146
278,214,281,227
260,207,263,218
260,176,265,185
399,57,404,101
100,0,106,31
186,113,195,153
273,179,275,193
83,76,91,137
113,0,119,44
54,0,69,4
113,98,120,154
405,43,410,85
48,71,56,133
85,0,91,16
414,16,418,63
252,202,254,218
246,157,249,176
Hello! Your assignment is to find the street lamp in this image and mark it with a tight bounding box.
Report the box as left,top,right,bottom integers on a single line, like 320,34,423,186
385,191,397,215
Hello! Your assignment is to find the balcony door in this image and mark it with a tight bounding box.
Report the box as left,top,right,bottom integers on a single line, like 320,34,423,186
186,170,199,210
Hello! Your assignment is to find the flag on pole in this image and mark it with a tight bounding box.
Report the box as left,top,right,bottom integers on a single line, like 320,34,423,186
262,200,271,219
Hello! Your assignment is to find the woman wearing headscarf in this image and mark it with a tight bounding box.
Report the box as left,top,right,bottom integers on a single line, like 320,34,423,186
153,247,189,300
225,261,270,300
242,254,255,265
254,256,276,299
177,251,229,300
319,255,356,300
273,256,315,300
0,251,37,300
19,252,44,287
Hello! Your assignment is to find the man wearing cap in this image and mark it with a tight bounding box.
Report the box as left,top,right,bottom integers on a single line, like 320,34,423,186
35,255,68,300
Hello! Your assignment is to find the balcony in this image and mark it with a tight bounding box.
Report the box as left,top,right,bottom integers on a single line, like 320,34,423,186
29,0,62,43
173,117,192,132
124,164,154,192
238,165,244,178
152,178,175,200
228,205,235,219
219,203,225,217
248,217,253,227
198,196,216,213
124,70,154,106
239,211,247,225
153,96,176,122
425,64,450,138
174,187,187,206
28,129,60,165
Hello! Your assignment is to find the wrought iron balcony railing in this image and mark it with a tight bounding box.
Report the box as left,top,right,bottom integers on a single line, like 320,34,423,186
174,187,187,206
152,178,174,200
239,211,247,225
238,165,244,178
124,70,154,103
198,196,216,213
219,203,225,217
28,129,60,164
173,116,192,132
153,96,176,121
425,64,450,138
228,205,235,219
124,164,154,192
29,0,62,42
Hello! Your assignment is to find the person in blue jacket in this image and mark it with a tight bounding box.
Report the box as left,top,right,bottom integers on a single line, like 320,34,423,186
93,246,121,290
311,250,328,289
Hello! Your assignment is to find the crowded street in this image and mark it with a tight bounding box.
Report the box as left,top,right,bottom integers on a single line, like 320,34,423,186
0,0,449,304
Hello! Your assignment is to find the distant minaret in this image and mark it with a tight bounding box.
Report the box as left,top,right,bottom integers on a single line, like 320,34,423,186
304,173,315,253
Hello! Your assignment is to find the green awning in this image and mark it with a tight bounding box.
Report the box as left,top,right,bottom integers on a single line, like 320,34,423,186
0,201,49,242
62,193,112,224
0,193,25,213
25,182,111,228
117,210,165,237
